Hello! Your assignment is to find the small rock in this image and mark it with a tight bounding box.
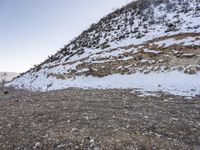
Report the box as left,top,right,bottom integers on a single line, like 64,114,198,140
4,91,9,95
75,145,79,149
72,127,78,132
89,138,95,143
184,66,197,74
89,138,95,147
33,142,41,149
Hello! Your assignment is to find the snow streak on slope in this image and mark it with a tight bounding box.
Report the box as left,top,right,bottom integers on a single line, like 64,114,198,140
8,0,200,96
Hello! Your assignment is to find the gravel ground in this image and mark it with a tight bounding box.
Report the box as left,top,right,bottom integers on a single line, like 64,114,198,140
0,87,200,150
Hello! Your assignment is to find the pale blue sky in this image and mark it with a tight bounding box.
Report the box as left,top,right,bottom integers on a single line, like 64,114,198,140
0,0,132,72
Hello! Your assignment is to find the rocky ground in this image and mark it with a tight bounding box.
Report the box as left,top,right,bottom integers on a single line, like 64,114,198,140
0,87,200,150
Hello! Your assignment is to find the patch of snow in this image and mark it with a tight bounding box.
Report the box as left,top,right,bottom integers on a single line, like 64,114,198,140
137,90,160,97
7,71,200,97
155,36,200,47
140,59,156,63
143,49,161,54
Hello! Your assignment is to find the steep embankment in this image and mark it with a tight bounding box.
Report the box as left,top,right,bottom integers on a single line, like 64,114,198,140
8,0,200,96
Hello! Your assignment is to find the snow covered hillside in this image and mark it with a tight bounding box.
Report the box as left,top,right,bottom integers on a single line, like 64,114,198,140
8,0,200,96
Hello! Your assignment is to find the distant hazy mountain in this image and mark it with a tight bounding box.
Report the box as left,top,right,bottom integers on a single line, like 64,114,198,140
0,72,19,83
8,0,200,96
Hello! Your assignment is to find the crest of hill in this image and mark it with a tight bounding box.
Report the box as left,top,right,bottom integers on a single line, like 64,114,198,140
25,0,198,72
